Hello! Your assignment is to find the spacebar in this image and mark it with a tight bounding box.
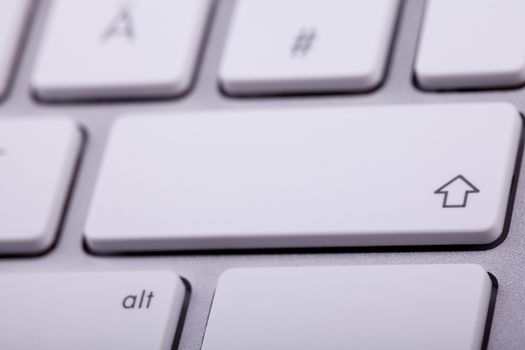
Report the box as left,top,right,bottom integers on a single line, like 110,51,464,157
85,103,522,252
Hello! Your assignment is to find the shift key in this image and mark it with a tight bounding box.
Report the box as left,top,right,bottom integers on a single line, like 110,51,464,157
86,103,522,251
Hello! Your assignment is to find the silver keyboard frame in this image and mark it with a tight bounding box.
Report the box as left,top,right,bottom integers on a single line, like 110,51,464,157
2,0,525,348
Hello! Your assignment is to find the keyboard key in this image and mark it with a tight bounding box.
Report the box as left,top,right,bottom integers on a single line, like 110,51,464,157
32,0,212,101
0,0,32,98
0,118,82,254
202,264,493,350
415,0,525,90
85,103,521,252
219,0,400,95
0,271,186,349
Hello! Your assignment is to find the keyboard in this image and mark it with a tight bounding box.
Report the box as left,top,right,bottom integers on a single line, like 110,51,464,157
1,0,524,349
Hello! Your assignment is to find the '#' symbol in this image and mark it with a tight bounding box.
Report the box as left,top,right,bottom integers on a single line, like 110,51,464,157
434,175,480,208
291,28,316,57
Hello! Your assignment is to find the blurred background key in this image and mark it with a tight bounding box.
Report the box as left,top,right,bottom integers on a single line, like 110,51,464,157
219,0,400,95
31,0,212,101
415,0,525,90
0,0,32,99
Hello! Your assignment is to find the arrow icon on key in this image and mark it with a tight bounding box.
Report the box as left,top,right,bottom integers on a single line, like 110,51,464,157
434,175,480,208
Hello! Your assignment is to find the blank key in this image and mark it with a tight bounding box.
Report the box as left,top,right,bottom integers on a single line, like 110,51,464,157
219,0,400,95
415,0,525,90
202,264,494,350
32,0,212,100
0,118,82,254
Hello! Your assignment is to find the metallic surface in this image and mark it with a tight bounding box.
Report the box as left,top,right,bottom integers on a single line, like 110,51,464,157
1,0,524,348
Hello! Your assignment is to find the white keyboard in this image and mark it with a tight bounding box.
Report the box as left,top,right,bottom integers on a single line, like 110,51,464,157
1,0,524,349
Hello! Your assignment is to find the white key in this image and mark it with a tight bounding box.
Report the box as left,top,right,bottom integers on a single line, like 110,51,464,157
85,103,521,252
32,0,212,100
0,0,32,98
0,271,186,350
219,0,399,95
0,118,81,254
202,264,493,350
415,0,525,90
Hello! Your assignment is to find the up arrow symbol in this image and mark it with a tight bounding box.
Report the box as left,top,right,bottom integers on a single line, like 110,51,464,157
434,175,480,208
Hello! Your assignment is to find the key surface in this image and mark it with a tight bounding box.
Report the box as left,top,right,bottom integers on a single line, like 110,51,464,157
202,264,493,350
219,0,400,95
85,103,521,252
0,118,82,254
0,0,32,98
32,0,212,100
0,271,186,350
415,0,525,90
